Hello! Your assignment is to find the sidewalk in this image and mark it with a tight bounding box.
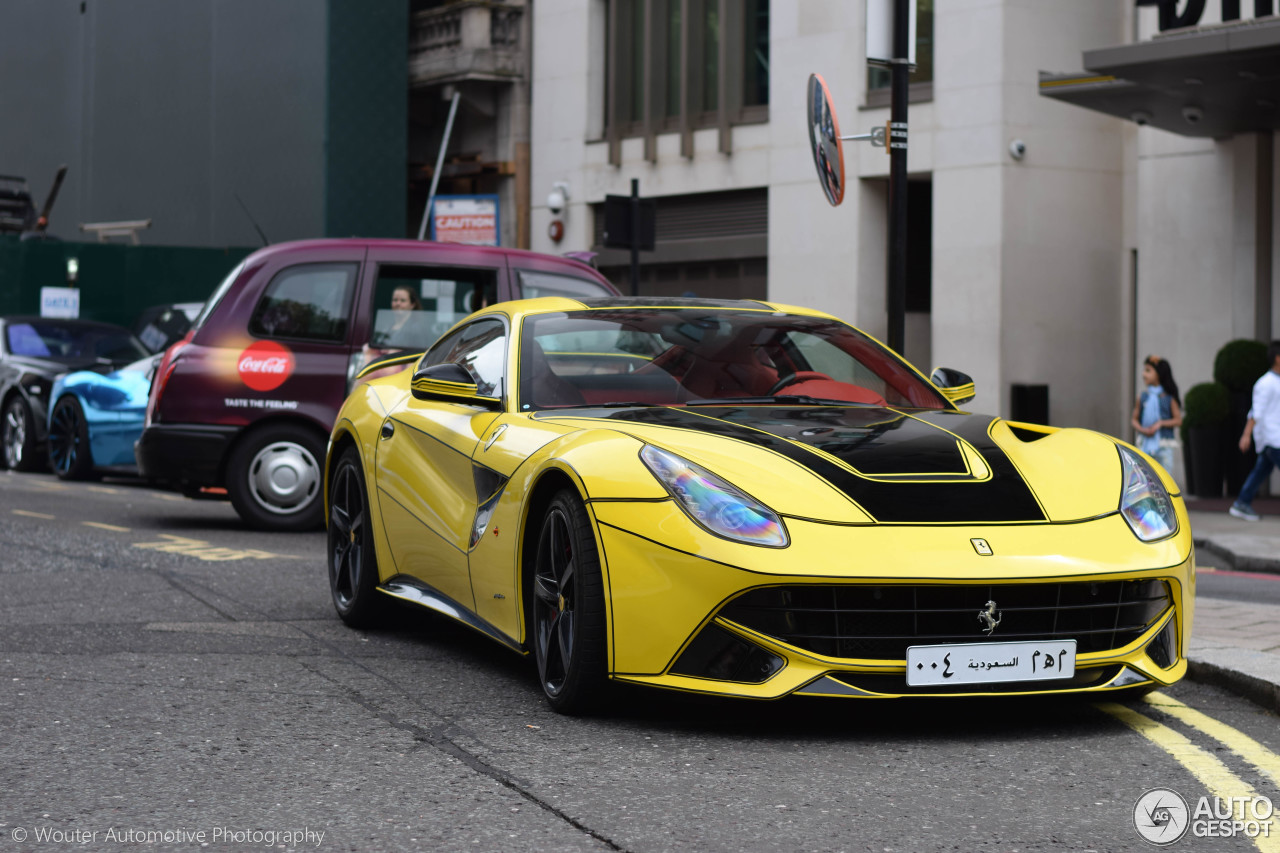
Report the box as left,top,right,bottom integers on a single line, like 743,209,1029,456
1183,497,1280,712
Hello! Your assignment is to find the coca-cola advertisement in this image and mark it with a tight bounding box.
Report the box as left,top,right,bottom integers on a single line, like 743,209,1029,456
237,340,295,392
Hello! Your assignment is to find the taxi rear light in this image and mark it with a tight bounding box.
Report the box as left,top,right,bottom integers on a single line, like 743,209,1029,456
145,332,193,426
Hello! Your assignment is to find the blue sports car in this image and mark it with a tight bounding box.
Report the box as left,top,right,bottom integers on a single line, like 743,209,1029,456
47,354,157,479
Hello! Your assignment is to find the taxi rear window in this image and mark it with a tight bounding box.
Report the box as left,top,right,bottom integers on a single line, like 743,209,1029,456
248,263,357,342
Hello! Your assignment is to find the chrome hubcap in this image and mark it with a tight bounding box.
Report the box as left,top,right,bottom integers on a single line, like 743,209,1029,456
246,441,320,515
3,406,25,468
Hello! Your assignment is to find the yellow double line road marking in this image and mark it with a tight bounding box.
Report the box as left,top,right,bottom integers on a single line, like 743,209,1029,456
1099,693,1280,852
1145,693,1280,788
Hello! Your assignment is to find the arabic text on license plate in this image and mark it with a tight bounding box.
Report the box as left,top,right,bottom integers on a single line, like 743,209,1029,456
906,640,1077,687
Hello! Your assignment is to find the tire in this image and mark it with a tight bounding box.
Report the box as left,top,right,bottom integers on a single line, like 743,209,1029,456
529,488,608,715
2,396,39,472
226,423,326,531
328,446,387,628
48,396,97,481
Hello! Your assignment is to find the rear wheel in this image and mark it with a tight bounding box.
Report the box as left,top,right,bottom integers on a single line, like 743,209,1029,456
226,424,326,531
2,397,39,472
48,396,97,480
530,489,608,714
328,446,387,627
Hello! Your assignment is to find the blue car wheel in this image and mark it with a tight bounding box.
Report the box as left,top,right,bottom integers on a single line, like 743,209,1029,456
48,396,96,481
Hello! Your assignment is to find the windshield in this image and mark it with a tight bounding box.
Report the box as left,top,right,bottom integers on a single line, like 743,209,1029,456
5,321,150,364
518,309,949,411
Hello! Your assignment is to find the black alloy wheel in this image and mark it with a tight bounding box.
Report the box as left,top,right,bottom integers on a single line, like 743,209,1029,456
48,396,97,480
328,447,386,627
531,489,607,714
2,397,39,472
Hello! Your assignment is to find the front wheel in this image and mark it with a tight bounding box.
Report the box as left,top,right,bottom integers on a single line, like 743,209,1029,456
530,489,608,715
2,397,39,472
48,396,97,480
226,424,326,531
328,446,387,627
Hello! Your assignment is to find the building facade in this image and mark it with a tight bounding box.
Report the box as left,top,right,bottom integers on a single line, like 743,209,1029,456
529,0,1279,447
0,0,407,248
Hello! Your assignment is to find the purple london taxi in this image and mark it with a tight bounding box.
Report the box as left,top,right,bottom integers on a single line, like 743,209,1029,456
136,238,618,531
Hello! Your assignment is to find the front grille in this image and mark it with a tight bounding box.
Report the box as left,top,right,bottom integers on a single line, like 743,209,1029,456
721,580,1171,660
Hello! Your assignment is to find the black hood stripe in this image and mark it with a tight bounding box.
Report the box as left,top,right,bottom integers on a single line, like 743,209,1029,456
547,406,1046,524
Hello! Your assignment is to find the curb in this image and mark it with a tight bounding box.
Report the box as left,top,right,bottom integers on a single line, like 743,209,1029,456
1193,537,1280,575
1186,658,1280,714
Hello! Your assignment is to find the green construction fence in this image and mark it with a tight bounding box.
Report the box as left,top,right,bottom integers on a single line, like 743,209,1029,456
0,237,254,328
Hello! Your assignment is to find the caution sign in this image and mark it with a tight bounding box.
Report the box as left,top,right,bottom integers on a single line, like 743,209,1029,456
431,195,500,246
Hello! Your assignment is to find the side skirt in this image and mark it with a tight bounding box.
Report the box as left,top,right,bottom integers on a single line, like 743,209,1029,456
378,575,526,655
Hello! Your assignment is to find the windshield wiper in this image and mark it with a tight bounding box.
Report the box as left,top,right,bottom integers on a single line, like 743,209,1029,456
686,395,868,406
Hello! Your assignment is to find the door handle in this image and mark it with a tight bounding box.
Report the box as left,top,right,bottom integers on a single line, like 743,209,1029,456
380,419,395,440
484,423,508,451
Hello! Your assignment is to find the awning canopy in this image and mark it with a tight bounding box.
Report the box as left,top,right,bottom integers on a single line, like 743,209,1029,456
1040,15,1280,137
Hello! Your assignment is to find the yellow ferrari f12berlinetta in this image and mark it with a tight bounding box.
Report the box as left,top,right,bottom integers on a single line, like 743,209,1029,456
326,297,1191,714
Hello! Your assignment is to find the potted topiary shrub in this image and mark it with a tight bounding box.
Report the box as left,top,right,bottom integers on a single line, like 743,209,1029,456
1182,381,1230,498
1214,339,1268,494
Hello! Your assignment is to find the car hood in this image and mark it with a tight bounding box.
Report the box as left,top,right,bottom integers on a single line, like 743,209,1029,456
537,405,1125,525
53,356,157,411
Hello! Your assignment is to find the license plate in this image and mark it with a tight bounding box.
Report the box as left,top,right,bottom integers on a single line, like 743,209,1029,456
906,640,1077,686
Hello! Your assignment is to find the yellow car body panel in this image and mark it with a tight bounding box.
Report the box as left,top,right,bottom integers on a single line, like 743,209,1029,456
325,297,1194,704
543,414,874,522
590,500,1193,679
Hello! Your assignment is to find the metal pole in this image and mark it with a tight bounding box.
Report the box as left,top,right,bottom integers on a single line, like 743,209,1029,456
417,90,461,240
630,178,640,296
887,0,909,354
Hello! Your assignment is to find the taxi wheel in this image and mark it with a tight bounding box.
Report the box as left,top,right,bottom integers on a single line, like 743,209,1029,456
48,396,97,481
328,446,386,627
2,396,39,472
530,489,608,715
227,424,326,531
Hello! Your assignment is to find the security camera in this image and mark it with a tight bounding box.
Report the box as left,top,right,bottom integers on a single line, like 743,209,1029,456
1182,106,1203,125
547,181,570,215
1008,139,1026,161
1130,110,1152,126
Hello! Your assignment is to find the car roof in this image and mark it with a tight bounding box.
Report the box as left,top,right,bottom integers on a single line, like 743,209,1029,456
469,296,839,323
238,238,612,277
0,315,135,333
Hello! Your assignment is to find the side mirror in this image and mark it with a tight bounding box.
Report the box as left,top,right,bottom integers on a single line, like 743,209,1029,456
411,362,499,406
930,367,976,406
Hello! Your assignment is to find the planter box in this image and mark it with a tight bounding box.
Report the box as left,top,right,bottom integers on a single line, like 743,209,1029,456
1188,426,1225,498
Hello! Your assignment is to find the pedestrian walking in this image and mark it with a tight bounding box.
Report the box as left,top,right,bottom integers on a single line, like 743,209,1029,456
1131,355,1182,475
1230,341,1280,521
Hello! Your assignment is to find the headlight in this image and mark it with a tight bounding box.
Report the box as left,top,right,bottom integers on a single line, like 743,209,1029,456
639,445,788,547
1118,446,1177,542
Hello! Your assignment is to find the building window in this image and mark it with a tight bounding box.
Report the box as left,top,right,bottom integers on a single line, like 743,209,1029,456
866,0,933,106
606,0,769,163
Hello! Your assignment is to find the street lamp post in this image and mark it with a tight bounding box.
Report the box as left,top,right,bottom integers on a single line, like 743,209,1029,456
807,1,912,354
